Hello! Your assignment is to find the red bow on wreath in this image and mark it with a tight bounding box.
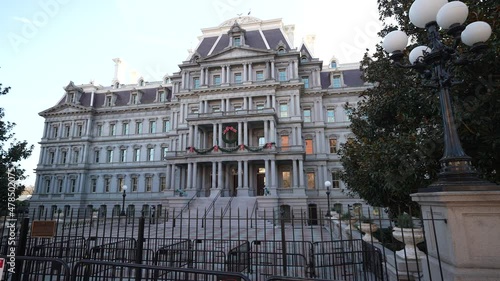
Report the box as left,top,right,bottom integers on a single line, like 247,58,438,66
214,145,219,152
189,146,194,152
223,126,237,134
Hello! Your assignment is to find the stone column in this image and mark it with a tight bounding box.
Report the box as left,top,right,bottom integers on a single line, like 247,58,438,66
412,190,500,281
221,65,226,83
248,63,252,81
186,163,192,189
271,60,275,79
194,125,199,147
170,165,176,190
243,63,247,82
237,161,242,189
213,123,217,146
292,160,298,188
200,68,205,85
192,162,197,189
298,160,305,188
271,160,277,190
243,161,249,188
238,122,242,145
264,160,269,189
264,121,268,143
166,164,171,189
270,121,275,143
244,122,248,145
218,123,223,147
248,96,252,110
211,162,217,189
188,125,194,148
217,161,223,189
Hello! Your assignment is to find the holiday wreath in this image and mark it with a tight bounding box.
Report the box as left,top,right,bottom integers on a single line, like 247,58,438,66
222,126,238,144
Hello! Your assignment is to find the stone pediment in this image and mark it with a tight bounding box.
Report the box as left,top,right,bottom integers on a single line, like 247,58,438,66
39,103,90,117
203,47,273,62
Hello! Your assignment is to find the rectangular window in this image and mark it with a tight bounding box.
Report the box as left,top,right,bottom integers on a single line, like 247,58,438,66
159,91,166,102
136,122,143,134
131,94,138,104
278,69,287,81
162,147,169,159
305,139,313,154
212,106,220,113
279,103,288,118
132,178,138,192
109,124,116,136
332,75,342,88
106,96,112,106
307,172,315,189
233,36,241,47
281,135,289,151
64,125,70,138
52,126,59,138
160,176,166,191
163,120,171,132
234,105,242,111
49,152,55,164
134,148,140,162
302,76,309,88
329,139,337,154
149,121,156,134
94,151,100,163
256,104,264,111
104,178,110,193
118,178,124,192
107,150,113,163
282,171,291,188
304,109,311,122
327,109,335,122
77,125,83,136
345,109,352,121
91,179,97,193
330,61,337,68
147,148,154,161
97,125,102,136
332,172,340,188
193,77,200,89
122,123,129,135
234,73,242,84
70,179,76,193
146,177,152,192
256,71,264,81
58,179,63,193
45,180,51,193
73,150,79,163
61,151,67,164
213,75,221,86
258,136,265,147
120,149,127,162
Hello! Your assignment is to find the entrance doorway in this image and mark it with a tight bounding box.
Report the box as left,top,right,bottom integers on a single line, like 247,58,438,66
256,174,265,196
308,204,318,225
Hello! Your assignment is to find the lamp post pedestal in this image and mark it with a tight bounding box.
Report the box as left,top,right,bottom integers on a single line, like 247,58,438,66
412,189,500,281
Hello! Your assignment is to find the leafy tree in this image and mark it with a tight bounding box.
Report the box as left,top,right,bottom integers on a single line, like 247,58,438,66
339,0,499,217
0,77,34,214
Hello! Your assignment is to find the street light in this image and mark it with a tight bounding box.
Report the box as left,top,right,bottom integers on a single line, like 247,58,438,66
382,0,497,191
120,185,128,216
325,181,332,217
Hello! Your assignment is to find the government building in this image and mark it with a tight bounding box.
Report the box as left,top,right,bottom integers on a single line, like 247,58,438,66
30,16,371,218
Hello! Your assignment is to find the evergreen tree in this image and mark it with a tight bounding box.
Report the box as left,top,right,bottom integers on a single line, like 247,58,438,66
0,77,34,214
339,0,499,217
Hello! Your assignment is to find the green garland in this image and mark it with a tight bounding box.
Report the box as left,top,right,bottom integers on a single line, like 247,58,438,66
187,143,275,154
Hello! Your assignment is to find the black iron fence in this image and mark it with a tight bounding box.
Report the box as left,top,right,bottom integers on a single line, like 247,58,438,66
0,206,444,280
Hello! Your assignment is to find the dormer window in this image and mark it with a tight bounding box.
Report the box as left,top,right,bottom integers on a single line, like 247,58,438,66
233,36,241,47
301,56,308,63
330,60,337,68
227,22,246,48
159,91,166,102
138,79,144,87
105,96,113,107
278,47,286,54
128,90,143,105
67,92,75,103
114,82,120,89
332,75,342,88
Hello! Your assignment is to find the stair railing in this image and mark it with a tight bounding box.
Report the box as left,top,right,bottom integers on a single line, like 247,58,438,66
201,190,221,228
220,195,235,222
174,189,201,220
250,199,258,228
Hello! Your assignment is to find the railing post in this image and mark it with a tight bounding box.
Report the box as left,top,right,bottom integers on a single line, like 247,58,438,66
280,209,287,276
135,217,145,281
12,217,29,281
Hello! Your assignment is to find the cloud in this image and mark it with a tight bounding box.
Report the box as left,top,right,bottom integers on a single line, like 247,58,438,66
12,16,32,24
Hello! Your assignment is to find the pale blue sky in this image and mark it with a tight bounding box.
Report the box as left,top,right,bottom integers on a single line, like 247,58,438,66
0,0,381,186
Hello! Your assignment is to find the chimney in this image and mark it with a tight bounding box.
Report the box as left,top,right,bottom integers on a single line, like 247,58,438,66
112,58,122,81
304,34,316,55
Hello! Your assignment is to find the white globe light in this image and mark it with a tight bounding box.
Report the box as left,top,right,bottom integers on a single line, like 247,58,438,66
382,30,408,53
409,46,430,65
437,1,468,29
409,0,448,28
325,181,332,188
122,185,128,191
461,21,492,46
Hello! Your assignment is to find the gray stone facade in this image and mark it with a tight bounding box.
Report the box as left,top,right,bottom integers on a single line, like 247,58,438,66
31,17,370,216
